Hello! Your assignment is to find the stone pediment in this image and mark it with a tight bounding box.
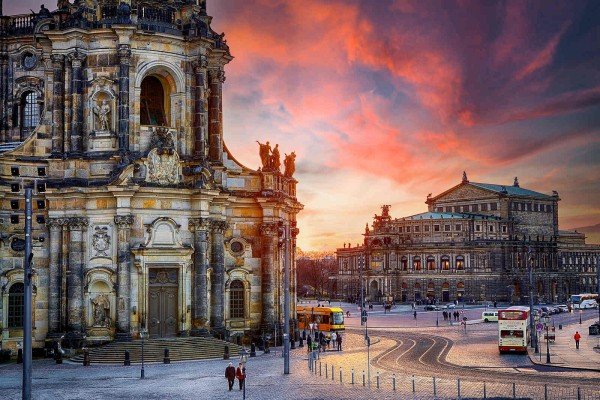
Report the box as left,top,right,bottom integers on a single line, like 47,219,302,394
432,183,499,203
141,217,186,249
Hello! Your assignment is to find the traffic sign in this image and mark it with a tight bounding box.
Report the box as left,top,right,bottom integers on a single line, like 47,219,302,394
535,323,544,331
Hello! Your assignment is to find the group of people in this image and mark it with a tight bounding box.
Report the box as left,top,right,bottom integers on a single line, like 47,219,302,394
225,362,245,391
306,330,343,353
444,311,462,321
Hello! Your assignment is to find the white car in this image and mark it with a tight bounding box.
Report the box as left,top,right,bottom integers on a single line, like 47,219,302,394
445,303,456,309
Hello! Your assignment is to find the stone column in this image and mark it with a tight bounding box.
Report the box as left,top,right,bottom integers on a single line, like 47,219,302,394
117,45,131,159
207,68,225,164
67,217,88,335
47,218,64,336
50,54,65,157
189,217,210,336
192,56,208,160
209,219,228,332
114,215,134,340
0,53,8,142
260,222,277,328
69,51,86,157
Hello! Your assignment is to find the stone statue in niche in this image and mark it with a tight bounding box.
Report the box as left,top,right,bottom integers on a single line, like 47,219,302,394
92,294,111,327
94,99,111,132
92,226,111,257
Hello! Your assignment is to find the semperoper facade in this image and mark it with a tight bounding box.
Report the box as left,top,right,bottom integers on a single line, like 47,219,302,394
0,0,302,351
336,173,599,305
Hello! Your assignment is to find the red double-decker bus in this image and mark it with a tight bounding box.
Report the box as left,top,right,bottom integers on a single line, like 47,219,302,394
498,306,530,353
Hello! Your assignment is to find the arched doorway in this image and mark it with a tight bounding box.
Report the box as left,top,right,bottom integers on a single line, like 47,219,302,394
414,282,421,303
401,282,408,302
457,282,465,303
427,282,435,303
442,282,450,302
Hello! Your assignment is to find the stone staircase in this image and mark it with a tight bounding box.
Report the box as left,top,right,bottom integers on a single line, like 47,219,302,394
71,337,241,364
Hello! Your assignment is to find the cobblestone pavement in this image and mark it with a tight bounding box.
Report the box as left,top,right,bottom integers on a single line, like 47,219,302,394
2,303,598,399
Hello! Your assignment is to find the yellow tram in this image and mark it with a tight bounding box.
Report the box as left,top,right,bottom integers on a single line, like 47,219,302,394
296,306,345,332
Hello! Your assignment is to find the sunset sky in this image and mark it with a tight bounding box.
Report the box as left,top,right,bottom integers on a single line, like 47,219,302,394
7,1,600,251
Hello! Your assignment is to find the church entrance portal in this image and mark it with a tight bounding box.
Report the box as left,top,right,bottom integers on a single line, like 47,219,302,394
148,268,178,338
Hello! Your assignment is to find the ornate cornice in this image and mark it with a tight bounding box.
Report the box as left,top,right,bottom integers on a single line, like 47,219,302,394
189,217,210,231
192,55,208,72
210,219,229,233
260,222,278,237
209,69,225,84
114,215,134,228
50,54,65,65
68,51,87,68
46,218,66,229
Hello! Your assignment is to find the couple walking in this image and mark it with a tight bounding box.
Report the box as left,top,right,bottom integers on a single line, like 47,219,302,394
225,362,245,391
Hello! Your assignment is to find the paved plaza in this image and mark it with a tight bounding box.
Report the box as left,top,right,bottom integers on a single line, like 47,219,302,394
1,302,599,399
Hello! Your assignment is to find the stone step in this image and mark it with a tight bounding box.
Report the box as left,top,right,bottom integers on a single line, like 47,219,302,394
70,337,242,364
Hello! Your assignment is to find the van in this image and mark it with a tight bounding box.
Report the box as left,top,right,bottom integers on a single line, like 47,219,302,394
482,311,498,322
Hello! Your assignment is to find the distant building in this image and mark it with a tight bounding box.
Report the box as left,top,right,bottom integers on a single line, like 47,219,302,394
336,173,599,305
0,1,302,352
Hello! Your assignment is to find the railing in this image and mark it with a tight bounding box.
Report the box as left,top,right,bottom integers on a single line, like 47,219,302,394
0,15,36,36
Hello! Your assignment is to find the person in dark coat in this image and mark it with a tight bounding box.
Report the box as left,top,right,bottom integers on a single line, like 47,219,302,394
337,333,343,351
307,335,312,353
225,362,236,391
236,362,245,390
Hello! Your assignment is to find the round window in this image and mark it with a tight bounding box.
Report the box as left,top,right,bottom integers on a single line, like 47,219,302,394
230,241,244,254
11,238,25,252
22,52,37,70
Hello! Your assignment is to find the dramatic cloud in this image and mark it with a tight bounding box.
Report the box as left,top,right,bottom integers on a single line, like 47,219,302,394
11,1,600,249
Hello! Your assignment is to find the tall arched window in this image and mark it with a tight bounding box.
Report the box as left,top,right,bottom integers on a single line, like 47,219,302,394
20,91,40,139
441,256,450,271
413,256,421,271
229,280,244,319
456,256,465,270
427,256,435,270
8,283,25,328
140,76,167,126
401,256,408,271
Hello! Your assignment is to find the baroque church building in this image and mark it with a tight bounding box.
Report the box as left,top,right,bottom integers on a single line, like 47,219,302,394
336,173,599,306
0,0,302,351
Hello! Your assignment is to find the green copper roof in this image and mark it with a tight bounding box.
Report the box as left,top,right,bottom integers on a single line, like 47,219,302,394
470,182,555,199
399,211,501,221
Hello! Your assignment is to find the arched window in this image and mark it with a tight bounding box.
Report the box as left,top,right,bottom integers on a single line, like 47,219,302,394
413,256,421,271
456,256,464,270
441,256,450,271
19,91,40,139
401,256,408,271
140,76,167,126
229,280,244,319
427,256,435,270
8,283,25,328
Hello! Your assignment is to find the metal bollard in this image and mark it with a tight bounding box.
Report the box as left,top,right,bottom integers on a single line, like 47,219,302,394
291,339,296,349
308,353,312,370
392,373,396,391
319,361,322,376
458,378,461,400
351,368,354,385
412,374,415,393
250,343,256,357
299,337,304,348
577,386,581,400
223,345,230,360
362,370,365,387
331,364,334,381
17,349,23,364
164,348,170,364
83,349,90,366
512,382,515,399
484,382,486,399
325,363,328,379
376,371,380,389
339,367,342,383
124,350,131,366
544,384,547,400
433,376,436,398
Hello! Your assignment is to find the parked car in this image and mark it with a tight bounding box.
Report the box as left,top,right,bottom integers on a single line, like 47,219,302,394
424,305,441,311
556,304,569,313
445,303,456,309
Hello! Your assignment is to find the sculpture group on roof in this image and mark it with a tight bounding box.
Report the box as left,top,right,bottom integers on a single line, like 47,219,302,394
257,141,296,177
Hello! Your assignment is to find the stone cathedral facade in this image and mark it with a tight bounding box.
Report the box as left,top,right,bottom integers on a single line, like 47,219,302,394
0,0,302,351
336,173,600,306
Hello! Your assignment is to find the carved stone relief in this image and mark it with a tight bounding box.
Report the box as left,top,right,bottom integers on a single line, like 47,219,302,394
91,225,111,258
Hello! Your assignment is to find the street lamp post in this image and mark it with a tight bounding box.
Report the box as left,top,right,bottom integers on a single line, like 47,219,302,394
358,255,365,326
528,246,535,350
544,316,551,363
239,348,249,400
579,309,582,325
140,328,147,379
278,222,291,375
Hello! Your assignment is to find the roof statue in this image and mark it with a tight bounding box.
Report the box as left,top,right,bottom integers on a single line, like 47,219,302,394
462,171,468,183
284,152,296,177
513,177,519,187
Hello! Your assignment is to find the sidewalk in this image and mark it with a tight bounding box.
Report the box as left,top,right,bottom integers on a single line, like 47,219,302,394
528,317,600,371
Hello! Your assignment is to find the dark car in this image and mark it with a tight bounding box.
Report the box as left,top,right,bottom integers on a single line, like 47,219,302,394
424,305,441,311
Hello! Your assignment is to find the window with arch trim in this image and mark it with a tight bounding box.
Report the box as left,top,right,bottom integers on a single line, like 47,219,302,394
140,76,167,126
8,282,25,328
441,256,450,270
15,91,41,139
229,280,244,319
456,256,465,270
427,256,435,270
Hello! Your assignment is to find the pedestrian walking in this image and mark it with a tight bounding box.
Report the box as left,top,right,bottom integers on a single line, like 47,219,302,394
225,362,236,391
337,333,343,351
331,332,337,349
574,331,581,349
236,362,245,390
413,310,417,319
307,335,312,353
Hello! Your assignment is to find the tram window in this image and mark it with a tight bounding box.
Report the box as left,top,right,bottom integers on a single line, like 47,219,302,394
500,330,523,338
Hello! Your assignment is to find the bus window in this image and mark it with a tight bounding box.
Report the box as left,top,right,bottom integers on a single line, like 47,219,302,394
332,312,344,325
500,330,523,338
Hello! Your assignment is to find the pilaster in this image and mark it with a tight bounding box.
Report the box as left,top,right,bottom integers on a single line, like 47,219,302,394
50,54,65,157
260,222,277,328
192,56,208,160
67,217,89,335
208,68,225,164
114,214,134,340
117,44,131,160
189,217,210,336
68,51,86,157
209,219,228,331
46,218,66,336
